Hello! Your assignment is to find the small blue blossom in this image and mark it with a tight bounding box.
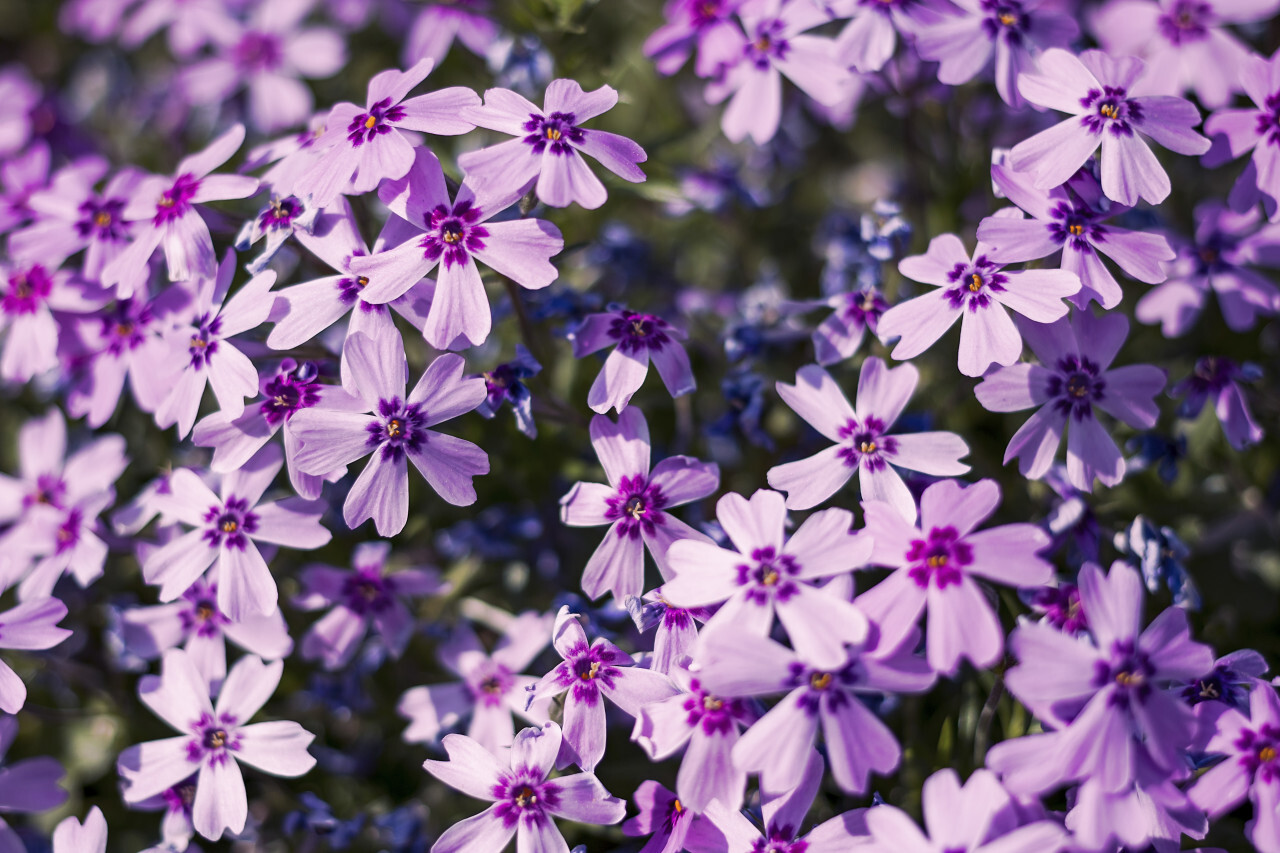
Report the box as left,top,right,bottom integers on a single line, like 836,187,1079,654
1115,516,1200,610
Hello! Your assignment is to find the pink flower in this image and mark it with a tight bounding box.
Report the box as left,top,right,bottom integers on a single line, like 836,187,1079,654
101,124,259,297
348,148,563,350
569,307,696,413
292,59,478,208
118,650,316,841
142,443,331,621
459,79,647,210
53,807,108,853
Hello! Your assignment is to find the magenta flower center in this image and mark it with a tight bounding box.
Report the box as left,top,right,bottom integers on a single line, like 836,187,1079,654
980,0,1026,43
1080,86,1143,137
1157,0,1211,44
836,416,898,470
99,300,152,355
1047,202,1104,250
260,364,321,426
736,545,801,604
466,661,515,707
1094,640,1155,708
259,196,302,230
348,97,406,146
2,264,53,316
153,173,200,225
233,30,284,72
187,314,222,368
187,711,241,765
523,111,584,155
493,772,561,827
1048,355,1106,420
604,474,668,538
944,256,1006,311
906,526,972,589
341,567,396,615
367,396,428,461
1237,723,1280,783
53,509,82,555
682,677,747,734
421,200,489,269
557,642,623,702
841,288,887,327
202,496,260,550
608,311,672,354
751,834,808,853
1256,93,1280,147
75,197,129,243
24,473,66,510
745,19,789,68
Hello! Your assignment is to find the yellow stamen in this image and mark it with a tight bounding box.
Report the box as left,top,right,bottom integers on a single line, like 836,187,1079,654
968,273,983,292
702,695,724,711
999,11,1017,24
387,418,403,438
810,672,833,690
364,115,377,129
580,660,601,681
221,520,237,533
1069,223,1084,236
545,127,561,141
94,211,112,228
1100,104,1117,119
1261,747,1277,762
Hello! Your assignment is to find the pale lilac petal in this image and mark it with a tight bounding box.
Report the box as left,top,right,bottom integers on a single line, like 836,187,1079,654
407,432,488,506
217,543,278,622
975,363,1053,412
142,649,214,733
1100,131,1169,206
777,585,869,669
856,357,916,425
119,737,197,803
1018,49,1099,112
926,576,1002,674
345,451,408,536
957,303,1021,377
564,687,606,771
889,433,971,476
768,445,854,511
977,215,1062,263
587,348,649,414
898,233,971,285
426,257,490,350
733,698,817,790
431,807,516,853
662,541,746,608
880,290,960,361
1065,415,1124,491
146,530,219,602
472,219,563,290
573,130,646,183
290,410,373,474
423,732,504,798
993,270,1078,322
265,276,350,349
0,598,71,649
678,729,744,812
1010,119,1102,191
854,570,926,653
920,478,999,536
823,694,902,794
717,489,786,555
777,364,856,442
537,150,607,210
965,525,1053,586
398,87,482,135
0,663,24,716
192,757,247,840
580,525,644,601
233,721,315,776
600,667,678,718
1095,365,1165,427
650,341,696,399
544,772,626,824
343,329,406,406
1004,404,1067,480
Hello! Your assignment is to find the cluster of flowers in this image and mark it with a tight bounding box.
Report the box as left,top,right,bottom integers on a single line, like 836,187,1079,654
0,0,1275,850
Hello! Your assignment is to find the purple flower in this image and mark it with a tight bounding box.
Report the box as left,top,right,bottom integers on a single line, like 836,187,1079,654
974,310,1166,492
862,768,1069,853
122,577,294,687
832,0,953,72
289,331,489,535
1171,356,1264,450
856,478,1053,675
10,159,142,283
644,0,746,78
153,251,276,438
119,0,239,58
422,721,626,853
0,598,72,714
1010,48,1211,205
476,345,542,438
118,650,317,841
0,716,67,815
696,754,877,852
0,65,40,159
1089,0,1280,109
621,780,699,853
348,148,563,350
915,0,1079,107
404,0,499,66
64,287,190,428
234,194,319,275
1203,46,1280,220
694,619,935,794
877,232,1080,377
631,659,754,812
263,197,436,377
1136,200,1280,335
812,285,888,366
976,163,1176,310
570,307,696,413
458,79,647,210
101,124,259,296
292,59,478,208
398,609,555,753
295,541,449,669
987,561,1213,799
0,141,50,235
193,359,368,501
178,0,347,133
528,607,678,772
561,407,719,602
662,489,872,669
1027,582,1088,635
53,807,108,853
142,443,331,620
0,260,107,384
1190,682,1280,853
705,0,853,144
768,360,970,519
